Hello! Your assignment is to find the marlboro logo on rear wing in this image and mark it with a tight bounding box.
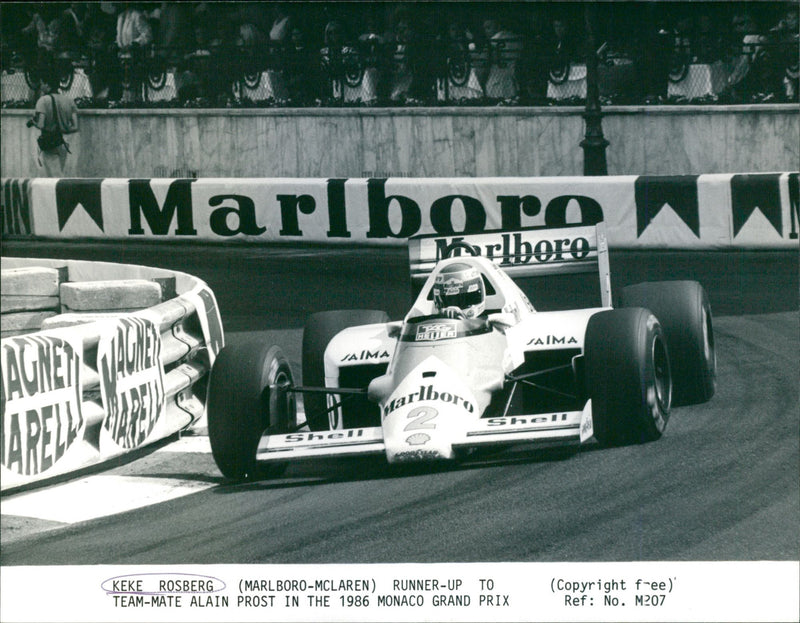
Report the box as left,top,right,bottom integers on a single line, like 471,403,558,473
408,223,612,308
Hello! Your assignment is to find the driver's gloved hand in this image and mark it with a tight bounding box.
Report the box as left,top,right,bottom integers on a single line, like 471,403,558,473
442,307,466,319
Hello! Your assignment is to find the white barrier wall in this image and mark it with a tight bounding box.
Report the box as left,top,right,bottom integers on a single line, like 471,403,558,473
0,257,224,491
2,106,798,178
2,174,798,249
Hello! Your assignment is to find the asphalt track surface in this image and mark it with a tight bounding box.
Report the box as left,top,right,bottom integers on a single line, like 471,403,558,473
1,240,798,564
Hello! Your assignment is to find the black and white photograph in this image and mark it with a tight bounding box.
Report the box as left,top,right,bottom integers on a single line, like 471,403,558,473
0,1,798,622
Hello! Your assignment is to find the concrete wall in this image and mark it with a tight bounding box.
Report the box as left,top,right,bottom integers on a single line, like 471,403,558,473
2,105,797,179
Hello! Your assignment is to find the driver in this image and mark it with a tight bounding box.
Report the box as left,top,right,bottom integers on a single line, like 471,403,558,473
432,263,486,319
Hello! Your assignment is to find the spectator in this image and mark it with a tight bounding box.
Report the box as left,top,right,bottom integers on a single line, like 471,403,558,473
725,11,769,101
768,5,799,100
540,16,580,97
21,7,57,89
517,10,548,103
354,15,386,103
233,3,268,75
694,13,725,64
83,2,118,99
320,20,348,101
269,4,292,43
115,2,153,101
28,72,79,177
387,12,431,102
284,25,319,104
151,2,193,63
439,19,483,101
46,15,78,85
177,19,216,102
482,17,523,100
59,4,86,58
115,2,152,50
631,7,672,103
21,8,54,53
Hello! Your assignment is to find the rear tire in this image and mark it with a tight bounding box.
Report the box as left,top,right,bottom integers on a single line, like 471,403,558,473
621,280,716,406
207,341,296,480
585,308,672,446
302,310,390,430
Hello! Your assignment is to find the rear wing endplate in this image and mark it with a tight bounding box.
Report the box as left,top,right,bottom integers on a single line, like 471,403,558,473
408,223,612,308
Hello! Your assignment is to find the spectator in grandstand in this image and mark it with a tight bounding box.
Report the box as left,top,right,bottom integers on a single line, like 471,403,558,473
233,3,268,80
481,17,523,100
176,18,219,103
64,4,85,34
19,7,60,95
284,25,320,104
115,2,152,50
538,16,580,99
237,21,266,48
634,9,672,103
386,11,431,103
320,20,348,101
44,14,82,85
693,13,725,64
58,4,86,58
151,2,193,63
545,17,576,81
387,14,412,101
237,4,289,101
517,10,549,103
18,6,47,67
437,18,483,101
21,8,55,53
83,3,119,99
115,3,152,101
269,4,293,43
355,15,388,103
724,11,770,101
28,72,79,177
768,5,799,100
359,15,386,47
550,18,573,62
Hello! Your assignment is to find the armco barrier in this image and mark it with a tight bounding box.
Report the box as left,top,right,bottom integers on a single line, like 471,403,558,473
1,173,798,249
0,257,224,492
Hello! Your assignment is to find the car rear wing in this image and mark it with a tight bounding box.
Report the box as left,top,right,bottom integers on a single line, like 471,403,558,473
408,223,612,308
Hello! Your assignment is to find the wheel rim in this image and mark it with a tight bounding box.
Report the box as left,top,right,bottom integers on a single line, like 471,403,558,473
268,367,295,432
702,305,714,368
650,334,671,432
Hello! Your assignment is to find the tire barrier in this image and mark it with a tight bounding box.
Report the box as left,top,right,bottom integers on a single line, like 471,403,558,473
0,257,224,492
1,174,797,249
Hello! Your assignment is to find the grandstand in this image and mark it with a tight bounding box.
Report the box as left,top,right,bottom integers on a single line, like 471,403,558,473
2,1,798,108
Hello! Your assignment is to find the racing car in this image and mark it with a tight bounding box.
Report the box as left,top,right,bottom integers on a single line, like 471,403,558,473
206,223,716,479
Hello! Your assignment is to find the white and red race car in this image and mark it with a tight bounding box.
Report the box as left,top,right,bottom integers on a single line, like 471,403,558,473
207,223,716,479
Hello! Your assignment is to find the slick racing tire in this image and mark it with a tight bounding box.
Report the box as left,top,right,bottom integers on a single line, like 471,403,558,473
621,280,716,406
585,308,672,447
207,341,296,480
302,309,390,430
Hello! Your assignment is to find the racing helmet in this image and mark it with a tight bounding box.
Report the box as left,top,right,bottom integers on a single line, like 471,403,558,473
432,262,486,318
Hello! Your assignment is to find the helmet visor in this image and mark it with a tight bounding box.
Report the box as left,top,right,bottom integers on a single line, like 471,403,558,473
439,284,483,310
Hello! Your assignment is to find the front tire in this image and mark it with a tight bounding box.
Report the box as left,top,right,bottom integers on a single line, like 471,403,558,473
585,308,672,446
621,280,716,406
207,341,296,479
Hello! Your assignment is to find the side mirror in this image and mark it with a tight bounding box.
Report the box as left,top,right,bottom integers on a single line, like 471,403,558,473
386,321,403,338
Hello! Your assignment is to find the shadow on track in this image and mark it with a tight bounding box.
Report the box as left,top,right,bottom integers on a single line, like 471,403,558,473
210,444,584,493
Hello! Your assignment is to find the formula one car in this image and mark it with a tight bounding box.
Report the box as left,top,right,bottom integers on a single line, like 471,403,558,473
207,223,716,479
